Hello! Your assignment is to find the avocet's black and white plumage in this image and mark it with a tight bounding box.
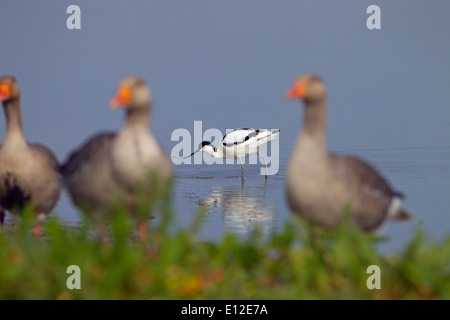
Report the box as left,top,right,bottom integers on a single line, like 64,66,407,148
185,128,280,177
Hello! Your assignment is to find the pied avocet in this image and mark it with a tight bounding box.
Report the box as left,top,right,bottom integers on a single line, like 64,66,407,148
184,128,280,178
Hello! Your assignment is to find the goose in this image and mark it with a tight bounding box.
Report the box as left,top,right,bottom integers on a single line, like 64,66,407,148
184,128,280,178
60,75,172,239
0,76,61,236
285,74,412,233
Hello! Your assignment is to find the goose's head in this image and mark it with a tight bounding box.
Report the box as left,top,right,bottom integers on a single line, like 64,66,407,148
0,76,20,102
285,74,326,103
110,75,152,110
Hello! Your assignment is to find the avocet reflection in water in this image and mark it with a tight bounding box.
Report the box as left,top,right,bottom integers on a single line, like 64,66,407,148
198,182,278,234
173,165,284,238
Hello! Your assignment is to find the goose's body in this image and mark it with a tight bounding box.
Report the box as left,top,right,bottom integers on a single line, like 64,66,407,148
285,74,412,233
0,76,61,234
186,128,280,177
60,133,117,212
61,76,172,224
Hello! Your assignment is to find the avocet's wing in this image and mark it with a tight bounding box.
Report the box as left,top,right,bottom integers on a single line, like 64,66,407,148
256,129,280,142
222,129,259,147
222,128,280,147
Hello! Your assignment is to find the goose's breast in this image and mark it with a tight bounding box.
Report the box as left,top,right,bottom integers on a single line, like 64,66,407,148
0,149,59,211
111,131,162,187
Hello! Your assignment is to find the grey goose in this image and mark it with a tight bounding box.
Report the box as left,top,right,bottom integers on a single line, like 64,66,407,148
0,76,61,236
60,75,173,239
284,74,412,233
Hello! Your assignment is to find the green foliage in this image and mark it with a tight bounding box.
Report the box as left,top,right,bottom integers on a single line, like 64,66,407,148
0,195,449,300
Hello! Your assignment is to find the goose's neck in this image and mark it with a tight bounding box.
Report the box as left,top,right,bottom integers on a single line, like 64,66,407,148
124,105,151,131
301,97,327,147
2,97,27,145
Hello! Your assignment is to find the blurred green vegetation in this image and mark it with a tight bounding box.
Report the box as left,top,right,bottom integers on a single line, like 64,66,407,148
0,194,449,300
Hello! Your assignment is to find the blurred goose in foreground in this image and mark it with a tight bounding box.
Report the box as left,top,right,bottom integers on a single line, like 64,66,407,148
60,76,172,239
183,128,280,178
0,76,61,236
285,74,412,233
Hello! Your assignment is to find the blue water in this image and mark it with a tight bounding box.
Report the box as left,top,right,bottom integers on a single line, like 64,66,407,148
168,127,450,254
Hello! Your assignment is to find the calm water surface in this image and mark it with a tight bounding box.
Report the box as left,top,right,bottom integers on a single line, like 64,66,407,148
168,125,450,255
4,114,449,256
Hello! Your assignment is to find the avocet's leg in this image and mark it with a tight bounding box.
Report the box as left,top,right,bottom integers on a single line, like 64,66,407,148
258,152,268,180
239,157,245,176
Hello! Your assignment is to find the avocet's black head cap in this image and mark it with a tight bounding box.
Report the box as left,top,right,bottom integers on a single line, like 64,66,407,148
199,141,216,152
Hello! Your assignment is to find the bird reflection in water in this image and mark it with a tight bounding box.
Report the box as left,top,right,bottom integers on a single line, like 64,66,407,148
198,181,277,234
